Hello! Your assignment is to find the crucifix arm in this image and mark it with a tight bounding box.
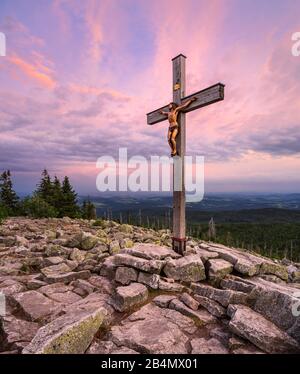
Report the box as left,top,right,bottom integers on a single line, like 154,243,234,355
159,110,168,116
176,97,197,113
147,83,225,125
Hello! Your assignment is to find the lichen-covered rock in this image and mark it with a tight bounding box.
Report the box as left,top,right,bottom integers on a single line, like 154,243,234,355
45,245,66,257
119,224,133,234
109,240,121,255
163,255,206,282
260,261,288,281
207,259,233,283
69,248,86,263
80,232,99,251
122,239,134,249
23,305,110,354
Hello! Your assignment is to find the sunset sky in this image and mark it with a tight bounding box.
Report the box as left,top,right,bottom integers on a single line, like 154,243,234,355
0,0,299,195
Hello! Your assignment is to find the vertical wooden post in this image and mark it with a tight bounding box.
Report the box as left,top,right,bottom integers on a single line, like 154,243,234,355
172,54,186,255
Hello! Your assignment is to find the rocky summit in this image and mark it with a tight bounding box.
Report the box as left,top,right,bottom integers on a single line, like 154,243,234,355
0,217,299,354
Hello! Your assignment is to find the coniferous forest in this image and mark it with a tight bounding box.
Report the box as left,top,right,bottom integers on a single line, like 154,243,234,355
0,170,96,222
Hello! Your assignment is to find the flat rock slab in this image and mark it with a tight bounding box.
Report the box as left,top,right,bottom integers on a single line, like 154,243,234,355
203,243,288,280
190,338,228,354
158,279,185,292
38,282,73,296
43,257,65,267
122,243,180,260
62,293,114,317
0,279,26,296
203,244,261,277
169,299,216,326
137,272,160,289
0,315,39,351
37,282,82,305
41,263,72,278
207,259,233,281
179,293,199,311
43,270,91,284
109,303,194,353
260,260,288,281
115,267,138,285
23,304,111,354
113,254,165,274
227,304,300,353
194,294,226,318
153,295,177,308
163,255,206,282
192,283,248,307
220,275,255,293
11,290,62,322
86,340,139,354
246,277,300,341
196,248,219,263
112,283,148,312
88,275,114,295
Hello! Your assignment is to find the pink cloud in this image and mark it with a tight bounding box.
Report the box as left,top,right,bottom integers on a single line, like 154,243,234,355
7,55,56,89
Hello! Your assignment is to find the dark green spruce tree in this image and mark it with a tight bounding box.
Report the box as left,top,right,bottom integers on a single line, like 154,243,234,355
61,176,79,218
0,170,19,215
52,176,63,216
81,198,97,220
35,169,53,205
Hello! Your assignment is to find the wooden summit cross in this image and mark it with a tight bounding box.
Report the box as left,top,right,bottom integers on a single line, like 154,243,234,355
146,54,225,255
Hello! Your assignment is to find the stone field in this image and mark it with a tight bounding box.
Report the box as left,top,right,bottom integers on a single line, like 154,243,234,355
0,217,299,354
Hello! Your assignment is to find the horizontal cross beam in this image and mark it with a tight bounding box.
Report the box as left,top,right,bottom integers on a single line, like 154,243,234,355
147,82,225,125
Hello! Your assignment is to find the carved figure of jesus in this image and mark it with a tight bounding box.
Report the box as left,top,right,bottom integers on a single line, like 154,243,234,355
160,97,197,156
